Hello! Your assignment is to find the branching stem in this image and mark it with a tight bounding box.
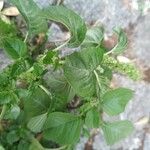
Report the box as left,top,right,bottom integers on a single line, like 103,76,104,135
24,32,29,43
53,40,69,52
93,70,101,90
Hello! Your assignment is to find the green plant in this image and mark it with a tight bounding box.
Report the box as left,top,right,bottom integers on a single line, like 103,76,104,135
0,0,140,149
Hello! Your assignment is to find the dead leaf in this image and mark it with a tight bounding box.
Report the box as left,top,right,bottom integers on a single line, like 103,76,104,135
2,6,19,16
135,116,149,126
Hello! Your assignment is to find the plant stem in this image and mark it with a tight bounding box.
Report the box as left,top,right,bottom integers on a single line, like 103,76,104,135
0,105,7,131
0,105,7,121
53,40,69,52
31,137,67,150
24,32,29,43
46,145,67,150
39,85,52,99
93,70,101,90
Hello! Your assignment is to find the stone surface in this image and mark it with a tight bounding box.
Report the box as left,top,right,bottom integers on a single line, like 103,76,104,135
132,14,150,67
64,0,140,32
144,133,150,150
0,50,11,71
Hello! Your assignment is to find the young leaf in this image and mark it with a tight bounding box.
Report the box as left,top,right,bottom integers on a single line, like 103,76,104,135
43,112,83,145
43,51,57,65
10,0,48,35
0,91,15,105
33,63,44,76
85,108,100,128
0,72,9,87
27,113,47,133
102,88,133,116
43,6,87,47
3,38,27,59
10,59,28,77
102,120,134,145
82,26,104,47
111,27,128,54
64,47,103,98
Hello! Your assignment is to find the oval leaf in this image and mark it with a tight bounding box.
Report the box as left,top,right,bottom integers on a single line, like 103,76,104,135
102,120,134,145
102,88,133,116
43,112,82,145
10,0,48,35
27,113,47,133
85,108,100,128
24,85,51,119
64,47,104,98
3,38,27,59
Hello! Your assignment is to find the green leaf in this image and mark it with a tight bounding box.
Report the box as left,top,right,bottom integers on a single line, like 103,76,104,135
27,113,47,133
85,108,100,128
6,130,20,145
82,26,104,47
102,120,134,145
33,63,44,76
111,27,128,54
10,0,48,35
3,38,27,59
18,140,30,150
4,104,20,120
64,47,104,98
102,88,133,116
43,51,57,65
24,85,51,119
45,69,75,102
0,145,5,150
10,59,28,77
0,19,16,46
0,72,9,87
29,138,44,150
0,91,16,105
43,112,82,145
43,6,86,47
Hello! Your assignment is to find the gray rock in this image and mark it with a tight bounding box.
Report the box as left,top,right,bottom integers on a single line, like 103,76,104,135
132,14,150,67
64,0,140,32
144,133,150,150
0,51,11,71
76,137,88,150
